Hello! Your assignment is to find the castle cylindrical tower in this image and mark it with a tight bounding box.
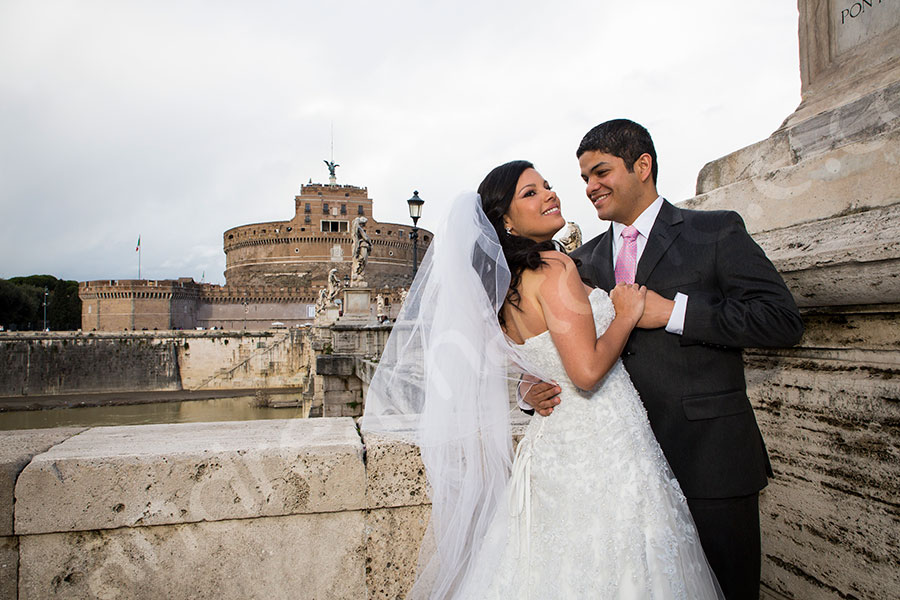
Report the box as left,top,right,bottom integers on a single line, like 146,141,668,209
223,182,432,290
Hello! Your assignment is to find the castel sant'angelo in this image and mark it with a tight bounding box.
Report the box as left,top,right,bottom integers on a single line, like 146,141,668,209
79,167,433,330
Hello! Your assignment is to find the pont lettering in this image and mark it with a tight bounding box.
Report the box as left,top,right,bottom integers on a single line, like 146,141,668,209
841,0,883,24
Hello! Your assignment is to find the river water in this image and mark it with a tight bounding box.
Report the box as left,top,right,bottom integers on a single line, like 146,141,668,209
0,392,312,431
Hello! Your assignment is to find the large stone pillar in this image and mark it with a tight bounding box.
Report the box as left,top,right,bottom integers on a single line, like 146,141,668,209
684,2,899,598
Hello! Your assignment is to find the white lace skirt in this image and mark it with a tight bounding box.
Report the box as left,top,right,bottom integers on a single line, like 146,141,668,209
457,364,723,600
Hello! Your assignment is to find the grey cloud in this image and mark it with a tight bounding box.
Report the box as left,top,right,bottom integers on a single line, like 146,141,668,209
0,0,800,285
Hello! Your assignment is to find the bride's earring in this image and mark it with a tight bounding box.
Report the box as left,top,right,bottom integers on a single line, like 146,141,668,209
505,226,512,235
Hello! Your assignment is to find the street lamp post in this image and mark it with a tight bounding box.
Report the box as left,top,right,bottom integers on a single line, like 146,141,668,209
43,287,48,331
407,191,425,277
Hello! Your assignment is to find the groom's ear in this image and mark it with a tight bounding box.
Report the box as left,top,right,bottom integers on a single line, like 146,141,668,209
633,153,654,184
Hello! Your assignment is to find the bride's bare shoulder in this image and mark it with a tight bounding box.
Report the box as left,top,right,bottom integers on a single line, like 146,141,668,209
520,251,581,296
536,250,576,273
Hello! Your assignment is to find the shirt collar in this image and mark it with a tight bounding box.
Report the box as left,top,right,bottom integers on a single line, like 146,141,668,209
611,196,665,240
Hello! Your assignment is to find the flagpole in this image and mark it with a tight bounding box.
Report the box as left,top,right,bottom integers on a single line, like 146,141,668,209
136,235,141,280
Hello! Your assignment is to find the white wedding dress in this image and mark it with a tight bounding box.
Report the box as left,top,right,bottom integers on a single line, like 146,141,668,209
458,288,722,599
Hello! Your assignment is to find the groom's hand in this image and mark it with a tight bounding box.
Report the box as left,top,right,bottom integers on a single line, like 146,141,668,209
636,290,675,329
521,376,561,416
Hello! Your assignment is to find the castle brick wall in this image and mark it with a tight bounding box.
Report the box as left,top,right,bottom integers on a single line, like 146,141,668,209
79,280,204,332
197,300,315,330
79,279,376,332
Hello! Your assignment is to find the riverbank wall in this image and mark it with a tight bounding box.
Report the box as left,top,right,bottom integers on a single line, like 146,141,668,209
0,330,312,398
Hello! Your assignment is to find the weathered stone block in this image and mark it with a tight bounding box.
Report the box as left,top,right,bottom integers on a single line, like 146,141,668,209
366,505,430,600
323,390,360,404
316,355,355,376
760,582,792,600
756,202,900,307
333,331,362,353
363,432,428,510
362,417,531,512
0,427,86,536
746,339,900,599
684,127,900,235
0,536,16,600
696,131,794,195
355,358,378,385
324,404,344,418
322,375,350,392
15,419,364,535
18,511,366,600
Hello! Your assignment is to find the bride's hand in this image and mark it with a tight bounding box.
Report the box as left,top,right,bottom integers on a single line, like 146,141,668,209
610,283,646,325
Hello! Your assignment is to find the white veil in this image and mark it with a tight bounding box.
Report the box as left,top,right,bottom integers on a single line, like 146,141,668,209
361,192,550,599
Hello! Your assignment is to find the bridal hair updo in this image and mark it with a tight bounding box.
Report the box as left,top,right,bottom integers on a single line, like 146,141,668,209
478,160,562,327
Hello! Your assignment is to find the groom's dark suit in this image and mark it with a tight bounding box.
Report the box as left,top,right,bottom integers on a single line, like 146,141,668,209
571,199,803,597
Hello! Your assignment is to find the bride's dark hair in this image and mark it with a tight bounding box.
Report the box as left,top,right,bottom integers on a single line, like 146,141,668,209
478,160,564,327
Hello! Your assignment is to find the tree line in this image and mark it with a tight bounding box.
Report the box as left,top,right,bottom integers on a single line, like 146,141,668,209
0,275,81,331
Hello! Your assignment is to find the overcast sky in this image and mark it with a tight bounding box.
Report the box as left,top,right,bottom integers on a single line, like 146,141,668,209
0,1,801,286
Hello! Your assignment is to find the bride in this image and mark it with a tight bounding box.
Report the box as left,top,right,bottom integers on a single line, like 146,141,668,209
362,160,722,599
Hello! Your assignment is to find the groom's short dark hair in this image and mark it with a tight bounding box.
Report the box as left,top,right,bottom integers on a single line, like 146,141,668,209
577,119,658,185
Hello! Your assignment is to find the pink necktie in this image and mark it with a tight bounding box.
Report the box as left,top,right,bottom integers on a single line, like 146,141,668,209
614,226,639,284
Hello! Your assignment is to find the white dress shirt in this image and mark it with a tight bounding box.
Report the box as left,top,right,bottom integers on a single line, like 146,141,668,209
611,196,687,336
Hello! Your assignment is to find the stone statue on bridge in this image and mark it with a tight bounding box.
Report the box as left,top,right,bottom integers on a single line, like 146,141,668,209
375,293,386,320
350,217,372,287
558,221,583,253
315,268,343,316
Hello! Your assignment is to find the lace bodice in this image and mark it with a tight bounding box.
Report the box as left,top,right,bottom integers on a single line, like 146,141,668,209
516,288,641,426
520,287,615,368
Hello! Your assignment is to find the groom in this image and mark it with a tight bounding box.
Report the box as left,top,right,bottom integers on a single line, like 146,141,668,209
524,119,803,599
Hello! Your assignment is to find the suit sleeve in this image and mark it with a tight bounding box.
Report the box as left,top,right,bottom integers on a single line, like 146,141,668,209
683,212,803,348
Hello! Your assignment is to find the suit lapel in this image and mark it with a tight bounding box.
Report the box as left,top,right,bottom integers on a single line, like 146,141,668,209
589,227,616,291
636,200,683,284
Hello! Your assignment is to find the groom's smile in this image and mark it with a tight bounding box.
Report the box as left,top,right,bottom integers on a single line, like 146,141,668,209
578,150,656,226
590,191,611,207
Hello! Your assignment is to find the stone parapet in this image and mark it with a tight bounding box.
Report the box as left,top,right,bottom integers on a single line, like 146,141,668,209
19,511,367,600
0,428,86,537
3,418,432,599
0,536,15,600
14,419,364,535
364,432,428,510
3,396,896,599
